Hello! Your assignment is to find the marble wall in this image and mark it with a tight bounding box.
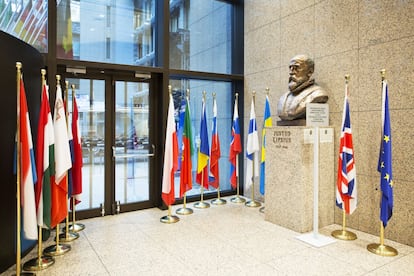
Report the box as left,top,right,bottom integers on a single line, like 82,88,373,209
244,0,414,246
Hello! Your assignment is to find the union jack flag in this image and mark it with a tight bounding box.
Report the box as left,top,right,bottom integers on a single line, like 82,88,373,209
336,82,357,214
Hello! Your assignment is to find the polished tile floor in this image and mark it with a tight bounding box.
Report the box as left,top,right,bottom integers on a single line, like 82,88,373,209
4,197,414,275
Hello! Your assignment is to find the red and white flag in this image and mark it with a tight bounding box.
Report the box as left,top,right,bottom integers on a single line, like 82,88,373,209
161,93,178,206
18,76,38,239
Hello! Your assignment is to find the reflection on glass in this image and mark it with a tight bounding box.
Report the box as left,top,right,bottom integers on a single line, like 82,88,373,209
0,0,48,53
57,0,155,66
169,0,232,74
67,78,105,211
114,81,150,204
170,79,232,199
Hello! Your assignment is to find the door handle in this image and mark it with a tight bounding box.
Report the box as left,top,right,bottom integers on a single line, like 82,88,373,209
112,144,155,158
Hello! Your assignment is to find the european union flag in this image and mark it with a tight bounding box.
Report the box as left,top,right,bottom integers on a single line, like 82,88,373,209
377,80,393,228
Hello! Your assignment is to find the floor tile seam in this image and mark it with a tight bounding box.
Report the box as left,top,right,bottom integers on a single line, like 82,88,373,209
83,230,112,275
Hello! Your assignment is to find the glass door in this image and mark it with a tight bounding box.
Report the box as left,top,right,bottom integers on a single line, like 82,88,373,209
63,74,155,218
113,80,153,210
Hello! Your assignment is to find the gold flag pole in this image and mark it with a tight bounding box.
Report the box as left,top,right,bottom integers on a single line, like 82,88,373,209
14,62,36,276
259,87,270,213
331,75,357,241
160,86,180,224
59,81,79,242
176,89,194,215
69,84,86,232
367,69,397,257
23,69,55,271
211,92,226,205
246,91,261,208
194,91,210,209
44,75,71,256
231,93,246,203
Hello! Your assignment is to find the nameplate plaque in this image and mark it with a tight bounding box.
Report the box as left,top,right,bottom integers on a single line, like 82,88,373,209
306,103,329,127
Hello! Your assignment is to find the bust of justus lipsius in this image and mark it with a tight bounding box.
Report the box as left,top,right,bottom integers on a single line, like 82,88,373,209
277,54,328,121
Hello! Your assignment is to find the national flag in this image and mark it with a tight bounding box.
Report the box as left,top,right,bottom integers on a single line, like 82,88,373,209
17,76,38,240
335,82,357,214
259,95,272,195
67,101,74,199
51,83,72,228
177,95,186,169
71,95,82,206
161,93,178,206
196,97,210,189
378,80,393,228
229,97,242,188
209,96,221,189
245,98,260,190
179,98,194,197
34,83,55,228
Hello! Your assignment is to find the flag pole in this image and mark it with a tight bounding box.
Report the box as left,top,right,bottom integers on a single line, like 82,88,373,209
160,87,180,224
23,69,55,271
367,69,397,257
211,93,226,205
246,91,261,208
176,89,194,215
60,81,79,242
194,92,210,209
259,88,270,213
231,93,245,203
69,84,86,232
44,75,71,257
332,75,357,241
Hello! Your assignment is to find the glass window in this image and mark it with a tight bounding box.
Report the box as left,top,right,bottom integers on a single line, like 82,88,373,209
169,78,233,198
57,0,156,66
0,0,48,53
169,0,232,74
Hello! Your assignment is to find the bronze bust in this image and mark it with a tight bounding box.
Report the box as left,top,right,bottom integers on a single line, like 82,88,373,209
277,54,328,121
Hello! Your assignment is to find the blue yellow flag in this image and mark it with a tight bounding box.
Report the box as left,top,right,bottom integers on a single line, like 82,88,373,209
196,97,210,188
259,95,272,195
378,80,393,228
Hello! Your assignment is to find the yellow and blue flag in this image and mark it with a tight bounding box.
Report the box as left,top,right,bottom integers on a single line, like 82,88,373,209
378,80,393,228
196,97,210,189
259,95,272,195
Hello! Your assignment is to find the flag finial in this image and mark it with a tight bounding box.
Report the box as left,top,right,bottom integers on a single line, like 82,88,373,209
345,74,350,84
380,69,386,81
168,85,172,95
265,87,269,95
16,62,22,70
186,88,190,98
212,92,216,99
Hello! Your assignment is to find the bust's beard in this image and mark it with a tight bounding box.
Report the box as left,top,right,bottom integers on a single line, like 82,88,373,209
288,77,315,95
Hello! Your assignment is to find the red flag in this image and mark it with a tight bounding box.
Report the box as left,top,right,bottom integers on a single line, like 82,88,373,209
161,93,178,206
18,77,37,239
179,98,194,197
71,96,82,206
51,84,72,228
209,97,220,189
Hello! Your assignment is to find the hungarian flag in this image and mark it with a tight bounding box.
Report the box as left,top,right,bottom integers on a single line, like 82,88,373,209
34,83,55,228
161,93,178,206
71,96,83,206
378,80,393,227
209,96,221,189
196,97,210,189
336,82,357,214
179,98,194,197
17,76,38,240
245,98,260,191
51,83,72,228
229,97,241,188
259,95,272,195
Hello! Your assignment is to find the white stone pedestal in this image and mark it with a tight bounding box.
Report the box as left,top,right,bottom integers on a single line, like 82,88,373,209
264,126,335,233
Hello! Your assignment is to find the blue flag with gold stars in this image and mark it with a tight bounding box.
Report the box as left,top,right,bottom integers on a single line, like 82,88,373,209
377,80,393,228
